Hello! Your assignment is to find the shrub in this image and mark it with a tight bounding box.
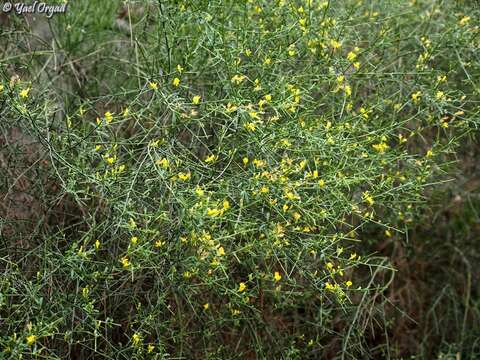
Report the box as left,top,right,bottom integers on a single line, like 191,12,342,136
0,0,478,358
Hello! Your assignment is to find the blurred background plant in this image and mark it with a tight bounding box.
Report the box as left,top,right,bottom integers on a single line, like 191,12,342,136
0,0,479,359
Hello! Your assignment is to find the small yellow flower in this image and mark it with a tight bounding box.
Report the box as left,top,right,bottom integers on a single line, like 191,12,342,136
121,256,130,268
436,91,446,101
347,51,357,62
177,172,191,181
204,154,217,163
426,149,433,157
325,282,335,291
148,82,158,90
223,199,230,210
19,88,31,98
330,39,342,50
123,107,129,117
362,191,375,206
156,158,170,169
459,16,470,26
177,64,184,73
244,122,257,132
203,303,209,310
372,142,389,154
207,208,221,217
217,246,225,256
238,282,246,292
226,102,238,112
346,280,353,287
385,230,392,237
411,91,422,103
242,157,249,166
274,271,282,282
192,95,201,104
95,239,101,250
0,84,4,93
172,77,180,87
26,335,37,346
147,344,155,353
264,94,272,102
132,333,142,347
130,236,138,245
318,179,325,188
104,111,113,123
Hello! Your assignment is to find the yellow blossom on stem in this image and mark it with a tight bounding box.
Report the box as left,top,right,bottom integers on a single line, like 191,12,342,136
26,335,37,346
238,282,246,292
19,88,31,98
274,271,282,281
192,95,201,104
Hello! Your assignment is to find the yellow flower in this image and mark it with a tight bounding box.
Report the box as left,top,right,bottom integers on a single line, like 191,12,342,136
231,74,246,84
223,199,230,210
156,158,170,169
372,142,389,154
19,88,31,98
226,102,238,112
104,111,113,123
177,64,184,73
426,149,433,157
238,282,246,292
95,239,101,250
263,57,271,65
242,157,249,166
264,94,272,102
318,179,325,188
436,91,446,101
204,154,217,163
132,333,142,347
121,256,130,268
207,208,221,217
411,91,422,103
203,303,209,310
148,82,158,90
26,335,37,346
346,280,353,287
217,246,225,256
244,122,257,132
274,271,282,282
385,230,392,238
192,95,201,104
147,344,155,353
330,39,342,50
123,107,129,117
325,282,335,291
130,236,138,245
0,84,4,93
177,172,191,181
459,16,470,26
347,51,357,62
172,77,180,87
362,191,374,206
249,111,260,120
195,186,205,197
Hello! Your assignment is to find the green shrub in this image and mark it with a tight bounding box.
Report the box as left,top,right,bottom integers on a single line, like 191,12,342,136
0,0,478,358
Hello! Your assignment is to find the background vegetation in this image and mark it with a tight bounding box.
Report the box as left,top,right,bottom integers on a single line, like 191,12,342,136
0,0,479,358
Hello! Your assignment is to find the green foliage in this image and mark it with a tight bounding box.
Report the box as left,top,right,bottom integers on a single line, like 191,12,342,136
0,0,479,358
